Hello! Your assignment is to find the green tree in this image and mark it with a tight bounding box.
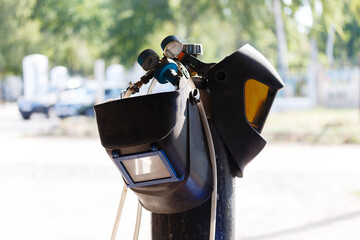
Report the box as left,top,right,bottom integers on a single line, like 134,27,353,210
204,0,278,65
106,0,172,67
0,0,42,77
2,0,358,79
287,0,360,65
31,0,110,74
319,0,360,64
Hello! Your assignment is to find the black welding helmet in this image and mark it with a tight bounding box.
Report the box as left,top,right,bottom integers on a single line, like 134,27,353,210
94,77,213,214
208,44,284,177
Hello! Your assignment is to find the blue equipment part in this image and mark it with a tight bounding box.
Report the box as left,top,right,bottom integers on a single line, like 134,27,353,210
154,62,179,85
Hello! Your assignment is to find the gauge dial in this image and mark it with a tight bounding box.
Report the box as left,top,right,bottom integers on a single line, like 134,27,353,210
161,35,183,59
164,41,183,58
142,54,160,71
137,49,160,71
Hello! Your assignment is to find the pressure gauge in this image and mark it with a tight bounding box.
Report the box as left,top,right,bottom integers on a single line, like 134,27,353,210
161,35,183,59
137,49,160,71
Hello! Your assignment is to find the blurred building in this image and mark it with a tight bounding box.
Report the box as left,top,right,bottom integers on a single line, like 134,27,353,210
1,76,22,102
318,66,359,108
275,64,360,110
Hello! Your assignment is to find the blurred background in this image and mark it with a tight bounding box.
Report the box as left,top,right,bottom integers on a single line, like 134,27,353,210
0,0,359,239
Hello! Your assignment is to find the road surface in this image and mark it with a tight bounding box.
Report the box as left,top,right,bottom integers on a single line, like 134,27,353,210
1,103,360,239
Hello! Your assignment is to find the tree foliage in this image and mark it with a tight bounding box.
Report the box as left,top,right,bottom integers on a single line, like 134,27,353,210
313,0,360,64
0,0,359,78
31,0,110,74
105,0,172,67
0,0,41,76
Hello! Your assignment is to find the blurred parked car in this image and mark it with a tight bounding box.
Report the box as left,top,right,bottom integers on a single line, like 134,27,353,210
54,86,95,118
54,85,123,118
17,87,59,120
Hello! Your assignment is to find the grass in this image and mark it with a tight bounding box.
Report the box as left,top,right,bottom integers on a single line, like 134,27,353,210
52,107,360,145
262,108,360,144
58,116,99,138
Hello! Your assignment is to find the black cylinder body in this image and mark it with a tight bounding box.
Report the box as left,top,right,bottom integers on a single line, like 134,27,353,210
151,122,236,240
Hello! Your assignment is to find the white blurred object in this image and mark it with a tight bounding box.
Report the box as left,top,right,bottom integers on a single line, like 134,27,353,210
50,66,69,90
106,64,127,88
22,54,49,98
95,59,105,104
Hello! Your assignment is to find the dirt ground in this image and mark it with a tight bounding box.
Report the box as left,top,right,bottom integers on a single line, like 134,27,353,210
1,103,360,240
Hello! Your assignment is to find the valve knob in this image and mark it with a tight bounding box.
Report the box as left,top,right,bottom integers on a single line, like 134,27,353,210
183,44,203,56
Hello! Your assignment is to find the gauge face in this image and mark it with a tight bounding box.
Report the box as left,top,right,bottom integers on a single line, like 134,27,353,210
137,49,160,71
142,54,160,71
164,41,183,58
